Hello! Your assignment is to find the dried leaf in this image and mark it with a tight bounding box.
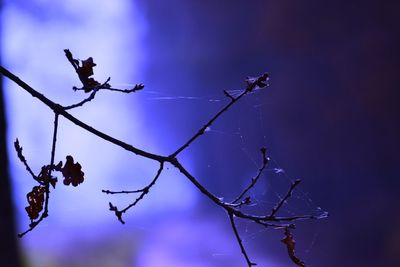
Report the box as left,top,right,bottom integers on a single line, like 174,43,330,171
62,155,85,187
281,228,306,267
78,57,96,78
25,186,46,220
76,57,101,92
38,165,58,188
245,73,269,92
64,49,101,92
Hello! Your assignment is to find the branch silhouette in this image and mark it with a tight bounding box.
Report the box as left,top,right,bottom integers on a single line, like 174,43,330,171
0,50,327,266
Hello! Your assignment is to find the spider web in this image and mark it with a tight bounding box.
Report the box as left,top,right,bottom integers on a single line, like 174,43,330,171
125,83,326,264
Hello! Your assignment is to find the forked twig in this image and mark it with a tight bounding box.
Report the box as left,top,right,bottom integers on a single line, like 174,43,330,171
18,113,59,237
107,162,164,224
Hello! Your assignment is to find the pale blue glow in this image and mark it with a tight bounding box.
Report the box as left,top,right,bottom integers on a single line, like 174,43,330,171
2,0,200,265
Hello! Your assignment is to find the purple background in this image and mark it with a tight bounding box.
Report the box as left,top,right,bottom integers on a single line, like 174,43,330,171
3,1,399,266
141,1,399,265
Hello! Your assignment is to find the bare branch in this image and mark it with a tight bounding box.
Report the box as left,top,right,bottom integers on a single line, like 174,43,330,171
14,139,36,181
269,179,302,218
64,49,79,72
19,113,59,237
64,87,100,110
63,77,110,110
65,49,143,95
170,90,247,157
254,220,296,230
245,73,269,92
49,113,59,166
223,89,234,101
232,147,269,204
170,157,327,225
171,73,269,158
225,196,252,208
0,66,168,163
1,51,326,266
102,189,144,194
229,212,257,266
107,162,164,223
100,83,144,93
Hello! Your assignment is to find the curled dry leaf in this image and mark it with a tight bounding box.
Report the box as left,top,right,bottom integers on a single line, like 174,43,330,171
77,57,100,92
245,73,269,92
22,156,84,229
62,155,85,187
25,186,46,220
64,49,102,92
38,165,58,188
281,227,306,267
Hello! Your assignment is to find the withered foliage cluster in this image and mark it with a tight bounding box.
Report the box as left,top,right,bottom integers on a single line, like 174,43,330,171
0,50,327,266
14,139,84,235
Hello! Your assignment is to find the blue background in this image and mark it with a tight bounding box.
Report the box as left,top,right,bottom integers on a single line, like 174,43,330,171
2,1,399,266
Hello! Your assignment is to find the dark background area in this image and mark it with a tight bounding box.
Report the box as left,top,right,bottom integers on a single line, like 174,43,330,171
138,1,400,266
1,59,23,267
1,0,22,264
1,0,399,266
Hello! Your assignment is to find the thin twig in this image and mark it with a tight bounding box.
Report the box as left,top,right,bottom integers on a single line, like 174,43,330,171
65,49,143,95
232,147,268,204
254,220,296,230
171,74,268,158
223,89,234,101
269,179,302,218
171,158,325,226
170,158,226,207
108,162,164,224
170,89,248,158
64,49,79,72
63,85,101,110
229,212,257,266
225,196,251,208
18,113,59,237
64,89,98,109
100,84,144,93
50,113,59,165
14,139,37,181
102,189,145,194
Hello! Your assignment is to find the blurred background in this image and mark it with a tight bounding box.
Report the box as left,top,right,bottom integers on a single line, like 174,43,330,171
1,0,399,266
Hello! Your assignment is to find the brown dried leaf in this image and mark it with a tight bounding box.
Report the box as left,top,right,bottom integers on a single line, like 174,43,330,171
78,57,96,77
245,73,269,92
64,49,101,92
25,186,46,220
76,57,100,92
281,228,306,267
38,165,58,188
62,155,85,187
